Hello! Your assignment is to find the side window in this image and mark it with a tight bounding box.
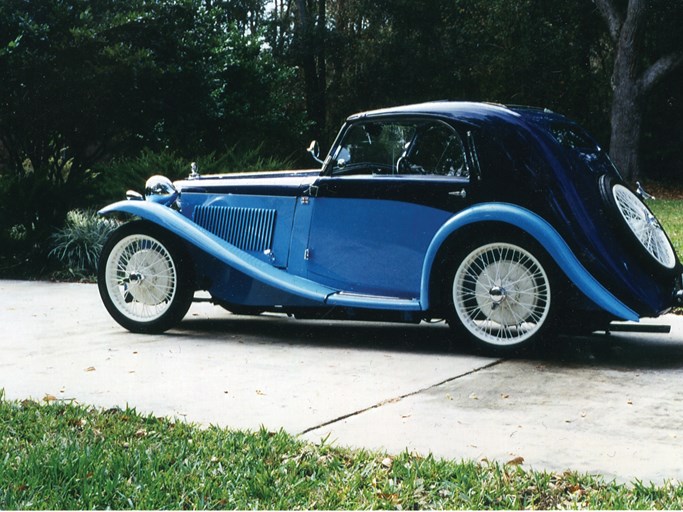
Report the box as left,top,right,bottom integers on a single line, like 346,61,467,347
409,123,468,177
330,119,468,178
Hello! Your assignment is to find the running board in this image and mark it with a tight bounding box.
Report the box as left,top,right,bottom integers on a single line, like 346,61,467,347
603,322,671,334
325,291,422,311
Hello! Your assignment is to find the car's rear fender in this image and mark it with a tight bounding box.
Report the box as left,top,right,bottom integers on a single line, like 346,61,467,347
99,200,337,304
421,202,639,322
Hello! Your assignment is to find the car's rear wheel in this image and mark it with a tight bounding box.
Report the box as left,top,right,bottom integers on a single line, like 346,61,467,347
448,240,555,354
98,221,193,333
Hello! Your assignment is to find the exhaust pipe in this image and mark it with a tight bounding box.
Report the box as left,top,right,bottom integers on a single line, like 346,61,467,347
676,289,683,304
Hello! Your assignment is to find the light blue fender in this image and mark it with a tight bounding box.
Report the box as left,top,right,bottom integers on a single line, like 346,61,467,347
99,201,338,303
420,202,639,322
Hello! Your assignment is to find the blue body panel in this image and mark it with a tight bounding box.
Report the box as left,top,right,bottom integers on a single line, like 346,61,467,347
306,197,452,297
100,199,638,321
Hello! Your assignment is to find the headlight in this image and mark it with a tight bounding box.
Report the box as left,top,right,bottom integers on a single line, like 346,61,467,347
145,175,179,206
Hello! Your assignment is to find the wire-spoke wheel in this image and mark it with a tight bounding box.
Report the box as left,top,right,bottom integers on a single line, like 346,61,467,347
451,241,553,353
98,221,193,333
611,183,676,270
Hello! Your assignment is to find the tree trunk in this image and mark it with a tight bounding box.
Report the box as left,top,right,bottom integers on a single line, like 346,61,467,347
604,0,645,182
609,85,642,181
595,0,683,182
294,0,326,142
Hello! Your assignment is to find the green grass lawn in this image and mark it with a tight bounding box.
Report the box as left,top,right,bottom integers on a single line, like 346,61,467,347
2,396,683,510
649,199,683,260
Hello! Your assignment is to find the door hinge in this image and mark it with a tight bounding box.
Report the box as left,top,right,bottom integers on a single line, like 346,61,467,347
304,248,311,260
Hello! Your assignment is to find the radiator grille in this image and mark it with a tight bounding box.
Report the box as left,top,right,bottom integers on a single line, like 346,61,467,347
193,205,276,252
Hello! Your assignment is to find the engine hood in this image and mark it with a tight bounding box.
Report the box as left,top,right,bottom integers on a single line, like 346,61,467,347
175,169,321,195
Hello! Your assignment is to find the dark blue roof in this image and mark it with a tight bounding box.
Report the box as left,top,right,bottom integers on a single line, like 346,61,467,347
348,101,567,129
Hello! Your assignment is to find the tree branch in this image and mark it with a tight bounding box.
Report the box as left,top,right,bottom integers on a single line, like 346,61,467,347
593,0,623,41
639,51,683,94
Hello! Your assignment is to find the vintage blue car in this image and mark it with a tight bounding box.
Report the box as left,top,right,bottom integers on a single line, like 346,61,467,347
97,101,683,354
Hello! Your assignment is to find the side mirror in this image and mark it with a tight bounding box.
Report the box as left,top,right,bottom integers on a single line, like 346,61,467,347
307,140,324,165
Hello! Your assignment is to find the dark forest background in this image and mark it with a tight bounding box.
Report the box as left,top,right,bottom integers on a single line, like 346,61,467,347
1,0,682,271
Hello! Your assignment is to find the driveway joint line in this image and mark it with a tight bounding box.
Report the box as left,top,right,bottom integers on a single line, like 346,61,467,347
298,358,504,436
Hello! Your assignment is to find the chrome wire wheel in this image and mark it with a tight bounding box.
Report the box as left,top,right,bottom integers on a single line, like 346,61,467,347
99,222,193,333
104,234,178,323
453,242,551,347
612,184,676,270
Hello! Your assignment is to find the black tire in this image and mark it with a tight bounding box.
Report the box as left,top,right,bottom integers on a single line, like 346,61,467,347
445,237,558,355
98,221,194,333
599,175,677,275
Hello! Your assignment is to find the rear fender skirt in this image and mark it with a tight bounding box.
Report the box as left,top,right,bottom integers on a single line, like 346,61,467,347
421,202,639,322
99,201,337,303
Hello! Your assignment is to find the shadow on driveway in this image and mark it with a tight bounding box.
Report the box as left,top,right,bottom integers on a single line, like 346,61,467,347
178,311,683,369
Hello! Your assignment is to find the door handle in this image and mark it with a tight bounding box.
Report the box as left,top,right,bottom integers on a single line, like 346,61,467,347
449,189,467,199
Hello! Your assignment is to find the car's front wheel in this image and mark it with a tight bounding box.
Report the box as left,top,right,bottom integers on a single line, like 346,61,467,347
98,221,193,333
447,240,555,355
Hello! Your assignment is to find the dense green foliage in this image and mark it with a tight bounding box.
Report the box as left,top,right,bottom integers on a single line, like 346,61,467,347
0,0,303,273
48,210,119,279
0,0,681,275
3,395,683,509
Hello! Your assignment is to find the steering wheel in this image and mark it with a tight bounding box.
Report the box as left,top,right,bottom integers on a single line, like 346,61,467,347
396,156,425,174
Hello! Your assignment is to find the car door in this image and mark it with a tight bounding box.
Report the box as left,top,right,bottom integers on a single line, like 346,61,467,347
304,118,476,298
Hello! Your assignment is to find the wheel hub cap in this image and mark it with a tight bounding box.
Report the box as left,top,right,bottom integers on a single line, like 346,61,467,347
489,286,506,304
128,272,144,283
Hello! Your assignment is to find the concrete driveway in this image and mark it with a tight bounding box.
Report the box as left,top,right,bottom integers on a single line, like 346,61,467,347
2,279,683,484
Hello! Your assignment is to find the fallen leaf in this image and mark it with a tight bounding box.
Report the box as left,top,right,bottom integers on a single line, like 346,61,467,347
469,393,478,400
85,366,96,372
256,389,266,396
500,393,510,399
445,394,453,401
135,429,147,438
381,456,393,469
43,394,57,403
506,456,524,466
569,484,583,494
627,399,633,405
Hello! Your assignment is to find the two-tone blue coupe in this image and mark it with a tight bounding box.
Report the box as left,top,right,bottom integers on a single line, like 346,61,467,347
97,101,683,354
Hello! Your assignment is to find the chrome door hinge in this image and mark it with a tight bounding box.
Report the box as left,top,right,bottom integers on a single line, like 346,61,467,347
304,248,311,260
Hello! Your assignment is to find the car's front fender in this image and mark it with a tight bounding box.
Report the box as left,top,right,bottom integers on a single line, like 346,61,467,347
420,202,639,322
99,200,337,303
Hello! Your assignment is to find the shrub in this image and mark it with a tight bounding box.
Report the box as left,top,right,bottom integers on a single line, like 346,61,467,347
90,147,295,206
48,210,119,280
